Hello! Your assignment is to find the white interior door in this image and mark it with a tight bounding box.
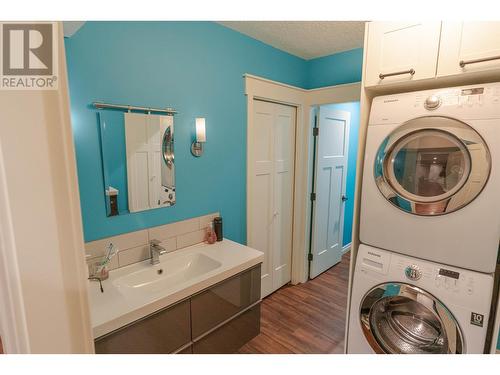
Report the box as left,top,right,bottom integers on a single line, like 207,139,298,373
125,113,150,212
249,100,296,298
147,114,163,208
310,107,350,279
125,113,164,212
272,103,295,292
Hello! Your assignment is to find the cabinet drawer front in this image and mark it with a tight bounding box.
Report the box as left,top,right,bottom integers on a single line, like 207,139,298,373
191,265,261,338
175,344,193,354
365,22,441,87
193,304,261,354
94,300,190,354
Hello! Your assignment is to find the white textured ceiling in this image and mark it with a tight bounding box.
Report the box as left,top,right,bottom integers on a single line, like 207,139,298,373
218,21,365,60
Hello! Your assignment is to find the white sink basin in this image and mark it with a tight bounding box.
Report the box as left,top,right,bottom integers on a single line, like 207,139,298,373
88,239,265,338
113,252,222,296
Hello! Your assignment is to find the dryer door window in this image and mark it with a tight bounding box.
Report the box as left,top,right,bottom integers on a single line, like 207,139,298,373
360,283,464,354
374,116,491,215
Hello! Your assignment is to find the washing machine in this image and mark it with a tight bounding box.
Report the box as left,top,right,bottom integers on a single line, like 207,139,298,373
360,82,500,273
347,244,494,354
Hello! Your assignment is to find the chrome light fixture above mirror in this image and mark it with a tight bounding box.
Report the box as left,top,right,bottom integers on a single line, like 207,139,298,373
191,117,206,157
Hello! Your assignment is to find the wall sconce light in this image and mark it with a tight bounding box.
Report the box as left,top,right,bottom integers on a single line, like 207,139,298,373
191,117,206,157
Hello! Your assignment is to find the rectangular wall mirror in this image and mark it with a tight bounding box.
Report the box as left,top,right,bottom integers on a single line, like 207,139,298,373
99,111,176,216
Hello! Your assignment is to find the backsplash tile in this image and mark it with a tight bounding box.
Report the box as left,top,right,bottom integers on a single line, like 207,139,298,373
177,229,206,249
85,212,219,271
118,245,150,267
85,229,148,258
199,213,219,230
159,237,177,253
148,217,199,240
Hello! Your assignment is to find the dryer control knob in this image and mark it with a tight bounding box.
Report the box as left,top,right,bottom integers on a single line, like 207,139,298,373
405,265,422,281
425,95,441,110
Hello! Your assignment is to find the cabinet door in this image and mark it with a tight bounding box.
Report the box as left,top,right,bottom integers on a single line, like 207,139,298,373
191,265,261,338
365,22,441,87
438,22,500,77
192,304,261,354
94,300,190,354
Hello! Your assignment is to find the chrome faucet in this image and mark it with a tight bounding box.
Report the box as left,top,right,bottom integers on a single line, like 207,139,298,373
149,239,167,265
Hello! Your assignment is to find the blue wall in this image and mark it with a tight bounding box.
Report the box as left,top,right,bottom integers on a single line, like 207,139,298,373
306,48,363,89
65,21,363,244
322,102,360,247
65,21,309,243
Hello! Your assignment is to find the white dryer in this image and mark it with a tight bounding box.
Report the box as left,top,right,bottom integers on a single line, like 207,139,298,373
360,82,500,273
347,244,494,354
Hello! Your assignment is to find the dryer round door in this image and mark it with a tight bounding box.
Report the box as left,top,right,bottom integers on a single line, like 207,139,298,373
374,116,491,215
360,283,464,354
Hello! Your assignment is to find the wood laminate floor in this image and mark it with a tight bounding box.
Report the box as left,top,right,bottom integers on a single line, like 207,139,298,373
239,252,350,354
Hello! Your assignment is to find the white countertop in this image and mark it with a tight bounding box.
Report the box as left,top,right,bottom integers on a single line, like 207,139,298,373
87,239,264,338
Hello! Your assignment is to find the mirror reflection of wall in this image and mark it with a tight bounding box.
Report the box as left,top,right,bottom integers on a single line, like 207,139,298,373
99,111,175,216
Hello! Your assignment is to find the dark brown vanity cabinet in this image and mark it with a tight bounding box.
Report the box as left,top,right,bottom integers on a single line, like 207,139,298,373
192,304,261,354
94,264,261,354
94,300,191,354
191,265,261,338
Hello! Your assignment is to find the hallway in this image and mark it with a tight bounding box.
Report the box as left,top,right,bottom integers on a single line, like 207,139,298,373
239,253,350,354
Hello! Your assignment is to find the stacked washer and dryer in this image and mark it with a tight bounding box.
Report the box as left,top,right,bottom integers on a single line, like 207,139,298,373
347,82,500,354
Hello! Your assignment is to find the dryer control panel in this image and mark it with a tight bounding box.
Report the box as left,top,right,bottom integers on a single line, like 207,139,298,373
369,82,500,124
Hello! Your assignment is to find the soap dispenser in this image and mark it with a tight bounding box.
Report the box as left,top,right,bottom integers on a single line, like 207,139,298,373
205,222,217,244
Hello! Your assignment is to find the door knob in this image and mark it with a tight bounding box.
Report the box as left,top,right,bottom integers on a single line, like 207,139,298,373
342,195,348,202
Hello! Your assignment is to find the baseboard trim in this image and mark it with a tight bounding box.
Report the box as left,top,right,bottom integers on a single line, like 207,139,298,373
342,243,351,254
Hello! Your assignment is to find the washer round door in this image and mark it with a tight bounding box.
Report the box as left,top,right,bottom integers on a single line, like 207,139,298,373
374,116,491,215
360,283,464,354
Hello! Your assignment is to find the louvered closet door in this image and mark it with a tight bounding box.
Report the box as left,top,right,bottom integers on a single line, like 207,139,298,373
248,100,296,298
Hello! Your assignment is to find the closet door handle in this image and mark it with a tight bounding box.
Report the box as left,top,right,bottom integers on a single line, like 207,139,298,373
342,195,348,202
379,68,415,80
459,55,500,67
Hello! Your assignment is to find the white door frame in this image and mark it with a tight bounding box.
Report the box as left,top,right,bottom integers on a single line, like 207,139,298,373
0,143,30,353
245,74,361,284
0,23,94,353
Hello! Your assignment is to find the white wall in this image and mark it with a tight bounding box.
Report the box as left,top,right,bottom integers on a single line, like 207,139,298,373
0,23,93,353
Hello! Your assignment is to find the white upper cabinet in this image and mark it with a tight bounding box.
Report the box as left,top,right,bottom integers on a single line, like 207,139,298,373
364,22,442,87
437,21,500,77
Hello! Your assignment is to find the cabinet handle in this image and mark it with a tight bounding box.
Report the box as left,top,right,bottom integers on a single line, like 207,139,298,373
459,55,500,68
379,69,415,80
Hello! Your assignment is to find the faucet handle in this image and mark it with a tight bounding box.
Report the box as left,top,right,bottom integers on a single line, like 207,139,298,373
150,239,161,246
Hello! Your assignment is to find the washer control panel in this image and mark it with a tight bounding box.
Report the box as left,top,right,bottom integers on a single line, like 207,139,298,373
397,261,467,294
358,244,494,312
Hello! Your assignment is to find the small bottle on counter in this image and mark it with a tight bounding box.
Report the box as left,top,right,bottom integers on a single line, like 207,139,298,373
205,222,217,244
214,217,223,242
